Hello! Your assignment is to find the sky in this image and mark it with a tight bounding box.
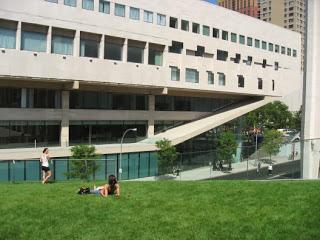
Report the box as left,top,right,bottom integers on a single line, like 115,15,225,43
205,0,217,4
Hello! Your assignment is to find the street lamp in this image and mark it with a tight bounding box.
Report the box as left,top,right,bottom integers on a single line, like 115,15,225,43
119,128,137,181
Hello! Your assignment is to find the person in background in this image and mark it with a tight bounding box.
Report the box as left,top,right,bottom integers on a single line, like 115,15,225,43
90,175,120,197
40,148,51,184
268,164,273,176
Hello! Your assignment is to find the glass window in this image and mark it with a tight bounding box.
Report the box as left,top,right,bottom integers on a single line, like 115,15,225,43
0,87,21,108
217,50,228,61
222,30,228,40
247,37,253,46
157,14,166,26
115,4,125,17
293,49,297,57
129,7,140,20
287,48,292,56
185,68,199,83
272,80,275,91
46,0,58,3
192,23,200,34
169,41,183,54
181,20,189,31
207,71,214,84
64,0,76,7
218,73,226,86
149,47,163,66
127,45,144,63
262,41,267,50
202,25,210,36
255,39,260,48
281,46,286,54
275,44,280,53
82,0,94,10
239,35,245,45
80,39,99,58
212,28,219,38
21,31,46,52
268,43,274,52
169,17,178,29
258,78,263,89
238,75,244,88
105,42,122,61
231,33,237,43
144,10,153,23
0,27,16,49
51,35,73,55
99,0,110,14
170,66,180,81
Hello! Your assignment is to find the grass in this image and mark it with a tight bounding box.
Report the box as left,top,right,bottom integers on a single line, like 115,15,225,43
0,181,319,240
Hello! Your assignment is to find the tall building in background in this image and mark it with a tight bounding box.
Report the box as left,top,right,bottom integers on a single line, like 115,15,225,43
218,0,260,18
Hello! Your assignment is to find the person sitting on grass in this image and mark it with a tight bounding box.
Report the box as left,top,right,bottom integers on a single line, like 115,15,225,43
90,175,120,197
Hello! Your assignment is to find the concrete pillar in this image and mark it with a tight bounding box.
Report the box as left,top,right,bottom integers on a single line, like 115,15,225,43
144,42,149,65
123,39,128,62
46,26,52,54
60,91,70,147
74,30,80,57
99,35,105,59
147,95,155,137
301,0,320,179
94,0,99,12
16,21,21,50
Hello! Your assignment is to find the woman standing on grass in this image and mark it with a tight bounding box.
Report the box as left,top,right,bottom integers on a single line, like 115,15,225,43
40,148,51,184
90,175,120,197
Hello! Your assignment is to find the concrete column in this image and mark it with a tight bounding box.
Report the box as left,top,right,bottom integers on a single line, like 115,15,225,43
99,35,105,59
144,42,149,65
46,26,52,54
16,21,22,50
301,0,320,179
94,0,99,12
122,39,128,62
162,45,168,67
147,95,155,138
60,91,70,147
74,30,80,57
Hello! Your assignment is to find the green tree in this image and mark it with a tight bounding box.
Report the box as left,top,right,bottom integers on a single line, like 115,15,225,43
156,139,177,175
261,130,283,163
67,145,100,181
291,106,302,131
217,131,237,170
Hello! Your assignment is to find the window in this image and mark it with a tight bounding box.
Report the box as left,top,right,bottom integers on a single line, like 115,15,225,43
268,43,274,52
127,40,145,63
169,17,178,29
202,25,210,36
170,66,180,81
157,14,166,26
217,50,228,61
238,75,244,88
239,35,245,44
115,4,125,17
82,0,94,10
272,80,275,91
207,71,214,84
185,68,199,83
64,0,76,7
144,10,153,23
169,41,183,54
181,20,189,31
255,39,260,48
247,37,253,46
275,45,280,53
287,48,292,56
245,56,253,66
105,37,124,61
275,62,279,71
0,27,16,49
192,23,200,34
222,30,228,40
52,35,73,55
80,38,99,58
212,28,219,38
21,30,47,52
233,53,241,63
281,46,286,54
46,0,58,3
293,49,297,57
231,33,237,43
218,73,226,86
262,41,267,50
149,44,163,66
129,7,140,20
99,0,110,14
258,78,263,90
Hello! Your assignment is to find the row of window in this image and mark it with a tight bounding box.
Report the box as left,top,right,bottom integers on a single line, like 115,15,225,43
169,67,275,91
44,0,298,58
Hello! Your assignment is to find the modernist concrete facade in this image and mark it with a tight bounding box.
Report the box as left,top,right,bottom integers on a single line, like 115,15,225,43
0,0,301,163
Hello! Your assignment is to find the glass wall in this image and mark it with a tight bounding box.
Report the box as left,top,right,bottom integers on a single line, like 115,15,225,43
0,87,21,108
70,91,148,110
155,95,235,112
69,120,147,145
0,121,60,149
155,120,189,134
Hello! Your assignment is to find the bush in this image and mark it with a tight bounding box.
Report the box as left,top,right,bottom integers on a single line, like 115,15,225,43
156,139,177,175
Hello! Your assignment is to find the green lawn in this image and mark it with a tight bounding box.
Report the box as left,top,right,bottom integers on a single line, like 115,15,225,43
0,181,319,240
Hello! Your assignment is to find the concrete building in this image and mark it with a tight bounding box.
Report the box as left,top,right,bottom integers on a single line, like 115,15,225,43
218,0,260,18
0,0,300,180
301,0,320,179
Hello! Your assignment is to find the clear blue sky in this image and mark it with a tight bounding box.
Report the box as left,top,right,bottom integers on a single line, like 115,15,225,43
205,0,217,4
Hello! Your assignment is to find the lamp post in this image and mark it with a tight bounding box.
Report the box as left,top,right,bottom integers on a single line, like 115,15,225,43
119,128,137,181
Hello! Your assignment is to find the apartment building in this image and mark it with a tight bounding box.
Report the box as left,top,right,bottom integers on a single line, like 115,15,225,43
218,0,260,18
0,0,300,181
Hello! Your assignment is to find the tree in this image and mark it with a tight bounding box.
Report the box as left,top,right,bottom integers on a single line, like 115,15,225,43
217,131,237,170
261,130,283,163
156,139,177,175
291,106,302,131
67,145,100,181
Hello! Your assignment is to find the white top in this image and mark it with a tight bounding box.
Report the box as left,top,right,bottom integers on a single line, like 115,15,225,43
40,154,49,167
268,165,273,170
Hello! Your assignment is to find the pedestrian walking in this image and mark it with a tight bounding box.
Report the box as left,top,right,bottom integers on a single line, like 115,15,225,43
40,148,52,184
257,161,261,175
268,164,273,176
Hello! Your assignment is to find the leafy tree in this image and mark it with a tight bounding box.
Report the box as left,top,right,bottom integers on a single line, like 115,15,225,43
261,130,283,163
291,106,302,131
67,145,100,181
156,139,177,175
217,131,237,170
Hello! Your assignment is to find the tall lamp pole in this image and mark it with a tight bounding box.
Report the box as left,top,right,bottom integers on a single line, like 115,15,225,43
119,128,137,181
